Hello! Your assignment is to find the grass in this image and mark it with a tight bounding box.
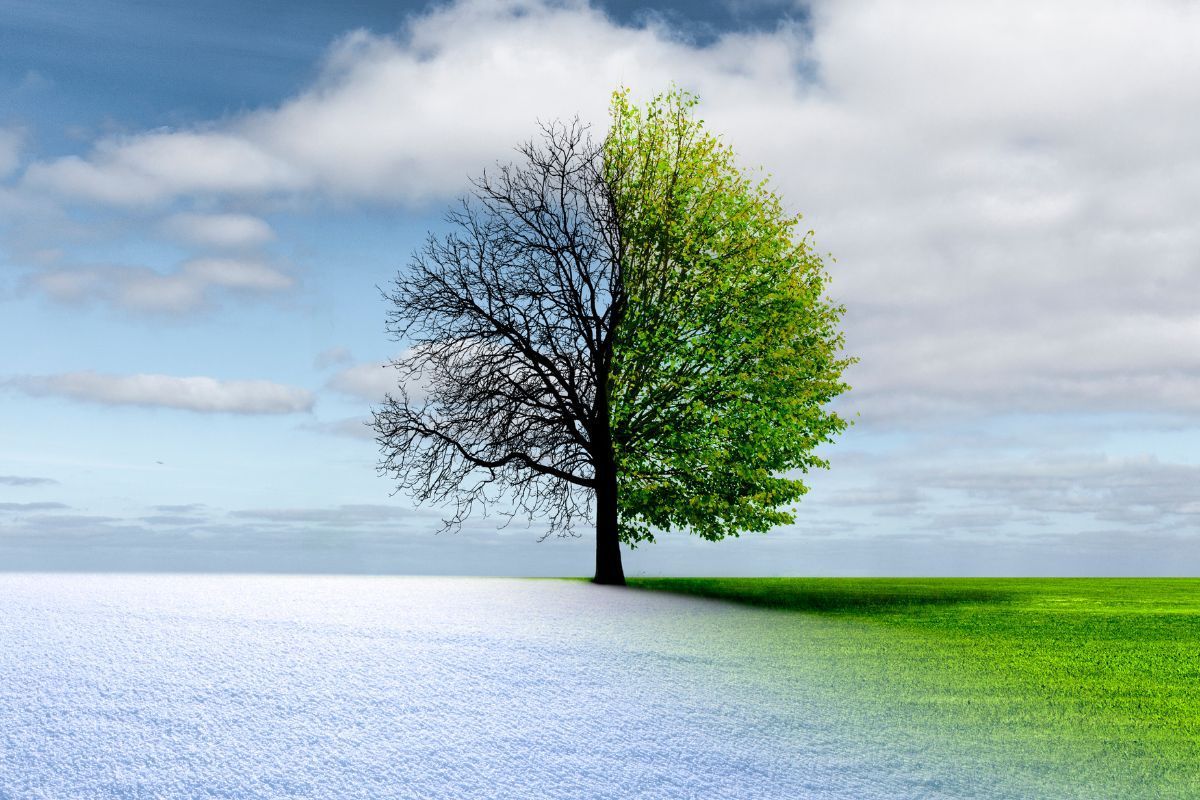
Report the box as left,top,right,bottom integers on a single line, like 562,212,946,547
629,578,1200,798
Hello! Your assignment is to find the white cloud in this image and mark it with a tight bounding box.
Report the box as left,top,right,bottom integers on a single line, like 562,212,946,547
327,361,395,402
6,372,314,414
33,256,293,313
17,1,720,205
9,0,1200,428
24,132,302,205
163,213,275,249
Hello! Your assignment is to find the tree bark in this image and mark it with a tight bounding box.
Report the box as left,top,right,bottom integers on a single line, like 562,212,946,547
592,329,625,585
593,460,625,585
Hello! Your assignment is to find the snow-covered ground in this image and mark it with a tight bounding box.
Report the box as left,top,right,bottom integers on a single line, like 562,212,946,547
0,575,1011,799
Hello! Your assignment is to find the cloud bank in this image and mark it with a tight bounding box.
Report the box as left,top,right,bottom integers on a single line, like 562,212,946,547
12,0,1199,426
0,475,58,487
32,257,294,313
6,372,314,414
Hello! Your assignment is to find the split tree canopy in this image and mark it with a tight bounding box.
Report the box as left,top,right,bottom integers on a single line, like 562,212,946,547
373,88,853,585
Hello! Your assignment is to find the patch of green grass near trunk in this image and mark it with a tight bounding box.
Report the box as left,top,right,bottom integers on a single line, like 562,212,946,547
630,577,1200,798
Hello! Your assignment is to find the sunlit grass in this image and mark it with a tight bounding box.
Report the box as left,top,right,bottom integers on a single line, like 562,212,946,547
631,578,1200,798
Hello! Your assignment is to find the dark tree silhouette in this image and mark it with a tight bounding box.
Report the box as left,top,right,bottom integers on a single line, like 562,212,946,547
374,120,629,583
374,89,852,586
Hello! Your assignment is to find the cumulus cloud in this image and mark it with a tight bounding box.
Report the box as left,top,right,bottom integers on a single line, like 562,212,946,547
5,372,314,414
162,212,275,249
17,1,723,205
32,256,293,313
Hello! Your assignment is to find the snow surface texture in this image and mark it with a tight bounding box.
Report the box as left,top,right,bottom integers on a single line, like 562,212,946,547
0,575,1016,799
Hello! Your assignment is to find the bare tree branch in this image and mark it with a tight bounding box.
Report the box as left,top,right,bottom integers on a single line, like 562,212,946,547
373,119,618,538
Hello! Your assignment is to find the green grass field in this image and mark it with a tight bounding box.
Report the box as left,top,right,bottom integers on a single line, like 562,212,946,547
630,578,1200,798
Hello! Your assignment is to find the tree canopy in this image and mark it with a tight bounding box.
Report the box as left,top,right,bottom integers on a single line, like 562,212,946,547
605,88,852,545
373,87,853,585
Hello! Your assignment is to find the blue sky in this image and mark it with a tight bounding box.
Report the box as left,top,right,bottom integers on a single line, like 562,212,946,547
2,0,1198,575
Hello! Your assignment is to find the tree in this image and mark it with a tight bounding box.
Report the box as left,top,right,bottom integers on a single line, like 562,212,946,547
373,88,853,586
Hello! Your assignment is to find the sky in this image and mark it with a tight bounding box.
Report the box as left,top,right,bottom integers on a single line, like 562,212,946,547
1,0,1198,576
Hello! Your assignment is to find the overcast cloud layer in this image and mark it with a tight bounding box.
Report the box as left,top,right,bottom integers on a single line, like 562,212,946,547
1,0,1198,574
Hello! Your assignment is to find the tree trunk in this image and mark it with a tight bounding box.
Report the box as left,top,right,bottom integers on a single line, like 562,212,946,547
591,354,626,586
593,461,626,585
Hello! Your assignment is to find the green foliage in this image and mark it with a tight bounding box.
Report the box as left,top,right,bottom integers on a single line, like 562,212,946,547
604,87,853,545
632,577,1200,798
